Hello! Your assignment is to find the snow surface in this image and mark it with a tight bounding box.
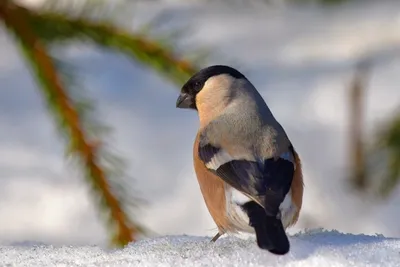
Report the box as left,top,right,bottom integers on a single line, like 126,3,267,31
1,230,399,267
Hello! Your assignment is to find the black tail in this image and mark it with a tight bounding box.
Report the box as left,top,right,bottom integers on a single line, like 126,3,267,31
242,201,290,255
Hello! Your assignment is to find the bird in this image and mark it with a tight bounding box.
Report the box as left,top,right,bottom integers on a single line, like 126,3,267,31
176,65,304,255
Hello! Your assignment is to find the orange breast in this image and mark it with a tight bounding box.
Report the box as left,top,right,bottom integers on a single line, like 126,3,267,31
193,132,234,233
288,149,304,226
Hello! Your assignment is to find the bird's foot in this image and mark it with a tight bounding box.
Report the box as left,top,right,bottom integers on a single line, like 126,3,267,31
210,232,223,243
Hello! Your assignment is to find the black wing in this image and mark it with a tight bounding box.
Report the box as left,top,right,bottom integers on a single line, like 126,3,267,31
198,142,295,217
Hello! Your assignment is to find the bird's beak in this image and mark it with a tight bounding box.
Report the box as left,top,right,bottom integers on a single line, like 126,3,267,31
176,93,193,109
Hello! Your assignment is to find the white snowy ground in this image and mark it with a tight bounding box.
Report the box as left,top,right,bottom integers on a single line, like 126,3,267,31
1,230,399,267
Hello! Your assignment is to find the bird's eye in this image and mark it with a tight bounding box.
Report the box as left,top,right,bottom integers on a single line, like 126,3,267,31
194,82,201,91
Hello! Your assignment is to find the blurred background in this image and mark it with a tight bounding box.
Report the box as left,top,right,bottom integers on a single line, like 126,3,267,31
1,0,400,246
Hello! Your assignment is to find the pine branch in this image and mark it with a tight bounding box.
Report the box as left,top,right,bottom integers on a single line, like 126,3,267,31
1,1,141,246
22,2,199,85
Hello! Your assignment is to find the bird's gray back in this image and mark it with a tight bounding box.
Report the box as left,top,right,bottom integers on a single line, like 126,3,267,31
206,79,290,158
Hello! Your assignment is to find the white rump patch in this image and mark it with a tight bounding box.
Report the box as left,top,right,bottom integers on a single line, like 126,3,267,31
231,188,251,205
225,186,253,233
279,190,298,228
225,187,298,233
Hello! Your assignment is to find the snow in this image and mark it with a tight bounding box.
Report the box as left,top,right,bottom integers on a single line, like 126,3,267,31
1,230,399,266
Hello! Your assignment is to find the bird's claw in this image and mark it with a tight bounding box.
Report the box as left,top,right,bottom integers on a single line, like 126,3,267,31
210,232,223,243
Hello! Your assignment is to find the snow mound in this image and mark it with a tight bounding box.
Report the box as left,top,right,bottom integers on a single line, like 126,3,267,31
1,229,399,267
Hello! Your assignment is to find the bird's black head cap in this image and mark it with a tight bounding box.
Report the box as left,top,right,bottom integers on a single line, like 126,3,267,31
176,65,247,110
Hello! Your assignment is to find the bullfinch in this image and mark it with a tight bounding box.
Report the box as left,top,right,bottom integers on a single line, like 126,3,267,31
176,65,304,255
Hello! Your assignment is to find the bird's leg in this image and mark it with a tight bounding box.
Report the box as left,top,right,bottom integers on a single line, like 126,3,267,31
210,232,223,243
